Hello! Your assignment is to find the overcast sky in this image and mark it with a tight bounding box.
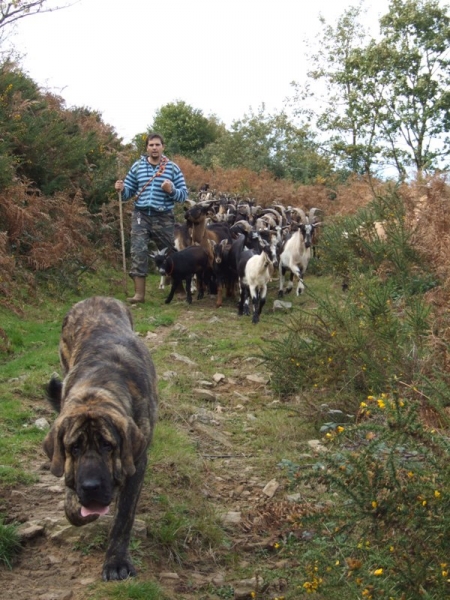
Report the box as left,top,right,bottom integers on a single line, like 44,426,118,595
10,0,390,142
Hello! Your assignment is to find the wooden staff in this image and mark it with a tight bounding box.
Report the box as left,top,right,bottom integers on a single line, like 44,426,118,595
118,184,128,295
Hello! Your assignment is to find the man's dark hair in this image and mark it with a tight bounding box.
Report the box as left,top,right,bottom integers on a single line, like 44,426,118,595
145,133,165,146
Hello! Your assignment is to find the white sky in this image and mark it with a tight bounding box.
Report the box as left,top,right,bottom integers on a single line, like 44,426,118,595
9,0,389,142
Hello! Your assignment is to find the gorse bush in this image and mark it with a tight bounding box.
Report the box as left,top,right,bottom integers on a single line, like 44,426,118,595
262,278,432,403
318,187,425,289
279,393,450,599
0,61,125,206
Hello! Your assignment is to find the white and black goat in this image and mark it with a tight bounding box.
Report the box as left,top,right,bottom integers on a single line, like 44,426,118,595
237,244,274,324
278,208,320,297
151,246,211,305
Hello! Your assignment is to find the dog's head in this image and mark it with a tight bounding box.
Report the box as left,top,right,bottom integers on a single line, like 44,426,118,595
43,401,147,523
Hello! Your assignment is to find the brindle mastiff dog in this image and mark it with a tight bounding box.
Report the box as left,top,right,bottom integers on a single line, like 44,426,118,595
43,296,158,581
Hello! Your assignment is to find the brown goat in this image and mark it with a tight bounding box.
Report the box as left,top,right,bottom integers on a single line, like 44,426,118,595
184,203,232,266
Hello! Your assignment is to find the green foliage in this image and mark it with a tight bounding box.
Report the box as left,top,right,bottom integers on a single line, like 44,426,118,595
320,187,429,287
292,3,378,176
263,190,435,400
258,182,450,597
0,518,21,569
279,394,450,599
362,0,450,177
0,60,125,209
149,100,222,160
200,105,333,183
262,277,431,400
93,580,168,600
292,0,450,178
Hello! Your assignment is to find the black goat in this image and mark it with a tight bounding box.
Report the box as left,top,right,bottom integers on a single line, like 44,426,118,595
151,247,211,305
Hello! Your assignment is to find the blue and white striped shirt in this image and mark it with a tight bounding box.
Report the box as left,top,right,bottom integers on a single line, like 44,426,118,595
122,155,188,212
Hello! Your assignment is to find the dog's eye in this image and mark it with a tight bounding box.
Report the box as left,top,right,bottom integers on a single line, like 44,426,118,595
71,442,82,456
101,440,114,452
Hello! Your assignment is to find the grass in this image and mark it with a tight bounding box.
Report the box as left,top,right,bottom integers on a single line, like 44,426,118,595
0,518,21,569
91,580,169,600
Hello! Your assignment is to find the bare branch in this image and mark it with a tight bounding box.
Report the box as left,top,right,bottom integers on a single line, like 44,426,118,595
0,1,78,29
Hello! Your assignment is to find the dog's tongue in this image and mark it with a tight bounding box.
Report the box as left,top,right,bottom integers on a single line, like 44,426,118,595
80,503,110,517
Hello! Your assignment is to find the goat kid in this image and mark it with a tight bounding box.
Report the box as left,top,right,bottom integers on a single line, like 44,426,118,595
238,245,274,324
151,246,211,305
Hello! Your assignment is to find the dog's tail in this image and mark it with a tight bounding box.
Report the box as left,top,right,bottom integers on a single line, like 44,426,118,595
46,375,63,413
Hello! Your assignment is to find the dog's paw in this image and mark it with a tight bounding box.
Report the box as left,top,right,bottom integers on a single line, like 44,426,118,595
102,556,136,581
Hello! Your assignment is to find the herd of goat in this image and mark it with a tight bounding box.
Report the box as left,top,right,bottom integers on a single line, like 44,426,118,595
151,192,322,324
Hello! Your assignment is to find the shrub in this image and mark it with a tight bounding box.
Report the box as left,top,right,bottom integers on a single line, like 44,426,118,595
262,277,432,404
279,393,450,599
262,187,437,403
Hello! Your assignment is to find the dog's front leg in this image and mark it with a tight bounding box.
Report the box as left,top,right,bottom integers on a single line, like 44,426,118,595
102,454,147,581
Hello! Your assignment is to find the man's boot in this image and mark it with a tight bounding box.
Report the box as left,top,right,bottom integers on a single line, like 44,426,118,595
128,276,146,304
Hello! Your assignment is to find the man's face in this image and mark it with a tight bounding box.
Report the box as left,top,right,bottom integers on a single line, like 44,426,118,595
146,138,164,163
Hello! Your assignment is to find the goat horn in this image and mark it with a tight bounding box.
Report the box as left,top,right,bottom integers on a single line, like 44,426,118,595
293,208,307,223
308,207,322,222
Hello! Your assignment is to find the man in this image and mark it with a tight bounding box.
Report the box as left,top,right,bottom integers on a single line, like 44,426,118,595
115,133,188,303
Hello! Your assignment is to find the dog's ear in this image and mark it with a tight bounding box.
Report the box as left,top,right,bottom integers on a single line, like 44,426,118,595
42,418,66,477
119,420,147,477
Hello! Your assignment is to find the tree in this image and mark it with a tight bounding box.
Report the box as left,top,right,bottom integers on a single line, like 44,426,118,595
0,1,73,29
291,0,450,180
368,0,450,179
148,100,222,160
200,105,333,184
291,2,380,176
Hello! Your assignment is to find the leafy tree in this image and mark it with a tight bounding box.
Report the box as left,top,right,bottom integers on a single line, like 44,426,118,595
148,100,222,160
368,0,450,179
291,0,450,180
291,3,381,177
200,105,333,184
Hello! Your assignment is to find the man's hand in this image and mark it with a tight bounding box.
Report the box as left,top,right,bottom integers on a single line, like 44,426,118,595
161,180,174,194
